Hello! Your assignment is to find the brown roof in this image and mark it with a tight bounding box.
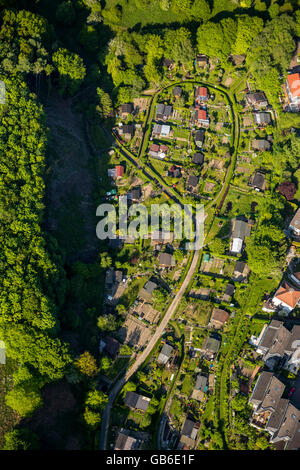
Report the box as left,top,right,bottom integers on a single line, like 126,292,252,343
115,432,137,450
210,308,229,325
159,252,175,267
104,336,120,358
150,143,159,152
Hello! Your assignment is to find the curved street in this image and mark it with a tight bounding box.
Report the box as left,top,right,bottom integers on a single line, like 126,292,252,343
99,78,241,450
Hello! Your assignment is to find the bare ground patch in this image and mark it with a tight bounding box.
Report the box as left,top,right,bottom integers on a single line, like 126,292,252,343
44,92,99,262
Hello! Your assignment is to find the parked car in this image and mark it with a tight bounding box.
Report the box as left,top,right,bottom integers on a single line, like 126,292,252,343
288,387,296,398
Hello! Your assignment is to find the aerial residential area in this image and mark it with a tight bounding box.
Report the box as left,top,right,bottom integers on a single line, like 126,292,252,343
1,0,300,457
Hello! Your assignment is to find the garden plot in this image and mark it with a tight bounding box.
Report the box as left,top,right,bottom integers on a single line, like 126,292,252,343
117,314,152,349
204,182,216,193
201,257,225,275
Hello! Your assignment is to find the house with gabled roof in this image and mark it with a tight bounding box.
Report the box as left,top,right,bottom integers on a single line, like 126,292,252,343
139,279,158,302
149,143,168,159
173,86,182,98
246,92,268,109
156,103,173,121
194,129,205,148
119,124,134,141
115,430,138,450
194,108,209,128
285,73,300,112
124,392,151,412
168,165,181,178
158,343,173,365
209,308,229,329
152,124,171,138
254,319,300,373
272,281,300,313
252,139,271,152
196,54,208,68
222,283,235,303
233,261,250,282
289,208,300,237
178,417,199,449
230,217,252,254
102,336,121,359
249,171,266,192
195,86,208,104
191,374,208,402
121,103,133,119
253,112,271,127
127,186,142,203
159,252,175,268
108,165,124,180
192,153,204,165
249,371,300,449
104,268,126,305
199,336,221,360
187,175,199,193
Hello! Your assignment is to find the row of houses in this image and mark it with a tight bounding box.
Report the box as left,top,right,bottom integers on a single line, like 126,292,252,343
194,86,209,128
249,371,300,449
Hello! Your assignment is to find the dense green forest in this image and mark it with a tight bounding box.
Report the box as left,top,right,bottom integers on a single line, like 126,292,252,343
0,0,300,450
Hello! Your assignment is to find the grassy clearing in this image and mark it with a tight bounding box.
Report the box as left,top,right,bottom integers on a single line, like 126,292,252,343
103,0,187,28
219,187,263,218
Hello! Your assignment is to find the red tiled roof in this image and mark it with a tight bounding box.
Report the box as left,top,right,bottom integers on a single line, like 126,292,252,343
287,73,300,97
275,281,300,309
196,109,207,121
199,87,207,96
160,145,168,153
150,144,159,152
116,165,124,177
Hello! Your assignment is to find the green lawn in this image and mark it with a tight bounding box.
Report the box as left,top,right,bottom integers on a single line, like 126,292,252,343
219,187,263,218
103,0,189,28
181,374,195,396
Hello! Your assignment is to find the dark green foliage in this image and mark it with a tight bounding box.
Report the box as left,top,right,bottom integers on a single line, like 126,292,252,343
52,48,86,95
246,15,296,106
0,9,52,75
56,1,76,25
3,428,39,450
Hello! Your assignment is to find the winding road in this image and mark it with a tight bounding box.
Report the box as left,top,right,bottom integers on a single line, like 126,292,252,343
99,78,240,450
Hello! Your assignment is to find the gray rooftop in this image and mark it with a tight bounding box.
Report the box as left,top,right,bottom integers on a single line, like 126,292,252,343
232,218,251,240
